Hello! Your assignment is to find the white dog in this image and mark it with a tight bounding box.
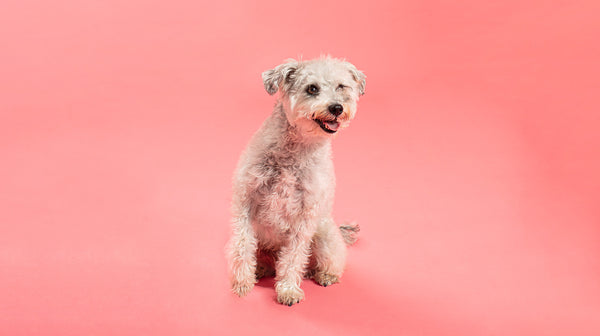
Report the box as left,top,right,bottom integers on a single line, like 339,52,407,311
226,56,365,306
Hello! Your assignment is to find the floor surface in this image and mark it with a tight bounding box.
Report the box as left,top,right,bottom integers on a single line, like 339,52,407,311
1,1,599,335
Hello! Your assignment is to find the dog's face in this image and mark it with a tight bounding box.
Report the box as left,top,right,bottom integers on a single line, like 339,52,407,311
262,57,365,138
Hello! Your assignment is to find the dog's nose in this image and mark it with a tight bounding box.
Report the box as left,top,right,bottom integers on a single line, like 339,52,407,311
328,104,343,117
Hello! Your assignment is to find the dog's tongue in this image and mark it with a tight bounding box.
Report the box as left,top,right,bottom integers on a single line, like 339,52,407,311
324,120,340,131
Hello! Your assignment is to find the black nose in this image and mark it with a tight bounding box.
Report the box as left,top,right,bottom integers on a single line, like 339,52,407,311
328,104,343,117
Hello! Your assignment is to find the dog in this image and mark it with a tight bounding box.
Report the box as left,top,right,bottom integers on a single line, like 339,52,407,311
226,56,365,306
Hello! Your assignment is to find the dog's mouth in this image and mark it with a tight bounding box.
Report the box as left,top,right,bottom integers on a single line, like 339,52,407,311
314,118,340,134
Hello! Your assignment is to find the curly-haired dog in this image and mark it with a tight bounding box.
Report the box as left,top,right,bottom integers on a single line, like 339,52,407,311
226,56,365,306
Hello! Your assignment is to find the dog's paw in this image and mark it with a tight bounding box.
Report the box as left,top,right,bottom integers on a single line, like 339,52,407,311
232,280,255,297
276,286,305,306
314,272,339,287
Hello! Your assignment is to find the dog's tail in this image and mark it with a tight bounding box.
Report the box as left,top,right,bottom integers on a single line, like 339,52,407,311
339,221,360,246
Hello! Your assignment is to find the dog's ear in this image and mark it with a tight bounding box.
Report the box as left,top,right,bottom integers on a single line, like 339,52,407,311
345,62,366,96
262,59,299,95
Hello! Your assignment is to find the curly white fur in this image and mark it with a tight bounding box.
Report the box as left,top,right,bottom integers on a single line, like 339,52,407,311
226,56,365,306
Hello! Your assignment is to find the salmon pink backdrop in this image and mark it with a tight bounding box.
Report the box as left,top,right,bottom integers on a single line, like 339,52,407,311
1,1,599,335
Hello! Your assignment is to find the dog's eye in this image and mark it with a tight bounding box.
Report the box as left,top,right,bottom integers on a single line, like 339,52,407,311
306,85,319,95
337,84,346,90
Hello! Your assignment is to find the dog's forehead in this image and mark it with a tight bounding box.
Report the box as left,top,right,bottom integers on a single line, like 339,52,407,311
299,60,353,84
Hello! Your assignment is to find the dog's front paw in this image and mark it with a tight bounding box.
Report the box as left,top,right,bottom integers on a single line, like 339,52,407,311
276,285,305,306
232,280,255,297
314,272,339,287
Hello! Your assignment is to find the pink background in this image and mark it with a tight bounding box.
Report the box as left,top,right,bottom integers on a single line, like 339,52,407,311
1,1,599,335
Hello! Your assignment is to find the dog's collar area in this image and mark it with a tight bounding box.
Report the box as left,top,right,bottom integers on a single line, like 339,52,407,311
314,119,340,133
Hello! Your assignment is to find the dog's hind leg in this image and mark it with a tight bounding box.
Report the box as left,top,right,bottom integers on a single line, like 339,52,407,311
310,218,351,287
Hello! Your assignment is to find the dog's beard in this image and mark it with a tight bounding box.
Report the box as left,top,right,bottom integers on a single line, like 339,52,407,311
287,102,353,137
311,108,352,134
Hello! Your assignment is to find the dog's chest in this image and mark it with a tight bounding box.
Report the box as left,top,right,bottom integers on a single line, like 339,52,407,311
249,152,327,228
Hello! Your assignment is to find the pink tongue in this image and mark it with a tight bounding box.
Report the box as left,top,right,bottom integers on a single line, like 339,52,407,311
324,120,340,131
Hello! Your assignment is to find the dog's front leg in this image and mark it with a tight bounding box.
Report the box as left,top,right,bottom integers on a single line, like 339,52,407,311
227,198,258,297
275,223,314,306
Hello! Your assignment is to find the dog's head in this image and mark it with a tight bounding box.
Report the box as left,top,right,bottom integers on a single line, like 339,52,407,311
262,56,365,138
